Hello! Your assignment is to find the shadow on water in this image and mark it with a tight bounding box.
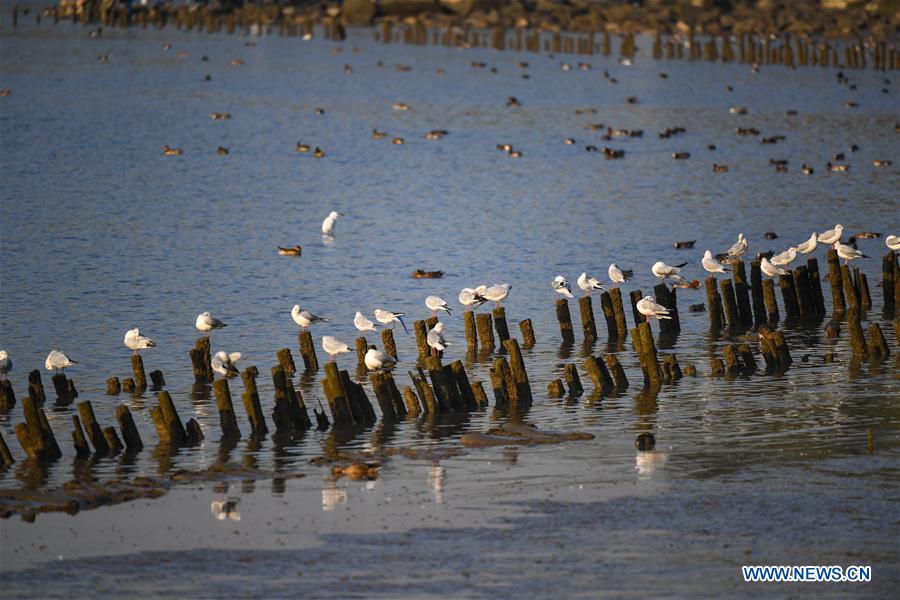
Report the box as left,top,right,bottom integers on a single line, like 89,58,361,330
656,329,680,351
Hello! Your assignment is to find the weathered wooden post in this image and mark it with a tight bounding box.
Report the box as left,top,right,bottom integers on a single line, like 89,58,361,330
807,257,827,317
792,265,817,319
0,430,14,465
489,359,511,408
27,370,46,405
653,283,681,333
240,367,268,436
0,380,15,411
759,327,793,371
578,296,598,342
827,249,846,314
762,279,780,322
381,329,398,362
882,252,896,315
547,379,565,397
660,354,683,383
77,400,110,454
15,397,62,460
518,318,536,348
631,322,662,389
733,260,754,327
370,371,398,420
464,311,478,351
563,363,583,396
298,331,319,371
705,277,724,329
402,386,422,417
476,313,495,350
493,306,511,343
583,356,613,393
736,343,757,373
190,337,214,382
276,348,296,376
599,291,618,338
424,355,461,411
840,264,860,316
556,299,575,343
853,268,872,309
115,405,143,451
414,320,430,359
778,274,801,320
629,290,645,326
71,415,90,457
355,337,369,366
51,374,74,405
605,355,629,390
131,354,147,390
866,323,890,360
450,360,478,410
410,369,438,414
151,391,188,446
213,378,241,438
149,370,165,390
609,288,629,338
503,339,532,407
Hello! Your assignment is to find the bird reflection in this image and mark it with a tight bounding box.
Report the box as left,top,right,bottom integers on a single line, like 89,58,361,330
635,451,668,478
211,497,241,521
428,462,445,504
322,478,347,511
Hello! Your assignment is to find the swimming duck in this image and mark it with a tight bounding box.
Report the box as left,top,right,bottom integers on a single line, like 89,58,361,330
217,146,229,155
231,58,245,66
210,112,231,120
314,107,325,115
672,152,690,160
392,102,410,111
296,143,310,153
426,130,447,140
872,159,892,167
801,164,814,175
391,137,404,145
372,129,388,140
713,164,729,173
826,162,848,172
313,147,324,158
162,145,182,156
277,245,302,256
729,106,748,115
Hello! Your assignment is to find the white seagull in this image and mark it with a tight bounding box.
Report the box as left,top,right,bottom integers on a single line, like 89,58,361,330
374,309,409,334
608,263,632,284
124,328,156,354
886,235,900,251
761,257,786,277
211,351,241,378
577,272,605,295
45,350,77,373
321,210,343,236
636,296,672,320
702,250,729,275
726,233,748,257
652,261,687,282
552,276,574,299
426,322,450,353
364,345,397,371
322,336,351,361
459,288,487,311
833,241,867,264
196,311,227,335
795,232,818,255
0,350,11,380
770,247,798,267
482,283,511,306
817,224,843,244
292,305,328,331
425,295,452,317
354,311,378,333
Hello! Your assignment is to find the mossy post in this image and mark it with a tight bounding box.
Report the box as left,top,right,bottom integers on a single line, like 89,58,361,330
563,364,583,396
0,380,16,411
51,374,75,405
653,283,680,333
583,356,613,394
578,296,598,342
71,415,90,457
518,318,536,349
779,274,802,319
599,291,618,338
240,367,268,436
840,264,860,316
476,313,495,350
762,278,780,322
631,322,662,390
450,360,478,410
629,290,645,326
503,339,532,407
131,354,147,390
704,277,724,329
792,265,816,319
492,306,511,343
866,323,890,360
826,249,845,315
750,260,767,326
608,288,628,338
16,396,62,461
0,430,14,465
556,299,575,343
464,311,478,351
149,370,165,390
381,329,398,362
77,400,110,454
489,359,510,408
276,348,296,376
605,354,629,390
213,378,241,439
882,252,895,315
298,330,319,371
27,370,45,405
190,336,213,382
370,371,398,420
355,337,369,366
807,257,827,317
115,405,143,451
733,260,754,327
402,386,422,417
322,362,354,425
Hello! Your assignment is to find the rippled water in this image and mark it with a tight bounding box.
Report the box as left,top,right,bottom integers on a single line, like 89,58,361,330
1,10,899,596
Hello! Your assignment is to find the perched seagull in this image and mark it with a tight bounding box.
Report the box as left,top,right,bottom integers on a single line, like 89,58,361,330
608,263,632,284
482,283,511,306
761,257,786,277
45,350,77,373
817,224,843,244
425,295,452,317
577,272,605,295
833,241,867,264
354,311,378,333
0,350,11,380
702,250,729,275
795,232,818,255
652,261,687,282
726,233,748,257
364,345,397,371
211,351,241,378
770,247,798,267
196,311,227,335
321,210,343,236
322,336,351,361
552,276,574,299
426,322,450,353
374,309,409,334
292,305,328,331
637,296,672,320
458,288,487,311
886,235,900,251
124,328,156,355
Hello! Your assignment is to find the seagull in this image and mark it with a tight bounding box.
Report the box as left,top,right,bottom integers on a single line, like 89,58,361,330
364,345,397,371
0,350,11,380
770,247,798,267
321,210,343,236
374,309,408,334
481,283,511,306
124,328,156,355
702,250,729,275
817,224,843,244
652,261,687,282
553,276,574,299
458,288,487,311
577,272,605,295
833,241,867,264
292,305,328,332
426,322,450,353
886,235,900,251
795,232,818,254
608,263,632,284
45,350,77,373
322,336,351,361
636,296,671,320
196,311,227,336
726,233,748,257
354,311,378,333
761,257,786,277
425,295,452,317
211,351,241,378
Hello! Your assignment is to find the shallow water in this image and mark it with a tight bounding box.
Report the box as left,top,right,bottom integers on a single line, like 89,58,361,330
1,11,899,597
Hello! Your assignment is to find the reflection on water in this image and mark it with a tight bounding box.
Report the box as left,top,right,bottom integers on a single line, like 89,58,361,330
322,478,348,512
211,497,241,522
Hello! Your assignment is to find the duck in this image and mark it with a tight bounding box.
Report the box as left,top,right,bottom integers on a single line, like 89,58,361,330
713,164,729,173
217,146,229,155
296,143,310,153
391,137,404,145
162,145,182,156
313,147,325,158
210,112,231,120
872,159,892,167
672,152,690,160
826,162,849,172
314,107,325,115
277,245,302,256
372,129,388,139
801,164,814,175
392,102,410,111
426,130,448,140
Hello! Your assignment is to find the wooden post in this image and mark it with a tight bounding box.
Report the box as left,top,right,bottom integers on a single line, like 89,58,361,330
271,366,295,433
840,264,860,316
450,360,478,410
298,330,319,371
322,362,353,424
77,400,110,454
732,261,754,327
548,379,565,397
736,343,757,373
631,322,662,389
190,337,213,382
131,354,147,389
827,249,845,314
854,268,872,309
629,290,645,325
762,279,780,322
16,397,62,460
341,368,377,424
489,359,511,408
276,348,296,375
413,319,429,359
846,311,868,360
213,378,241,438
563,364,583,396
464,311,478,351
578,296,598,342
492,306,511,343
759,327,793,371
471,381,488,407
583,356,613,393
1,430,14,465
605,355,629,390
28,370,46,405
71,415,90,457
518,318,535,348
149,370,165,389
185,419,204,445
660,355,683,383
355,337,369,365
556,299,575,343
599,291,618,338
476,313,495,350
153,391,188,446
723,345,742,374
607,288,628,338
807,257,827,318
720,280,740,328
106,376,121,395
410,369,438,414
51,374,74,405
370,371,398,420
882,252,896,315
503,339,532,406
115,405,143,451
381,329,398,362
710,357,726,376
0,380,16,411
103,427,124,455
402,386,422,417
705,277,724,329
792,265,817,319
653,283,681,333
424,355,461,411
240,367,268,436
866,323,890,360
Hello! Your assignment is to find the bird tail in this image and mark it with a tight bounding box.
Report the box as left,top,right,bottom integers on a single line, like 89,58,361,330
674,262,688,268
70,359,79,364
398,316,409,335
658,314,672,320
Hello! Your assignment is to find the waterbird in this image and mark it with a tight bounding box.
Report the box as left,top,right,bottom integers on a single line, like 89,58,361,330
372,129,388,139
833,241,867,264
211,351,241,378
321,210,342,236
196,312,226,335
124,328,156,354
636,296,671,320
354,311,378,333
364,345,396,371
426,322,450,353
162,145,182,156
577,272,604,295
795,233,817,254
313,147,325,158
322,336,351,361
886,235,900,251
652,261,687,282
725,233,748,258
277,245,302,256
770,247,798,267
552,276,574,299
374,309,408,334
296,143,310,153
292,305,328,332
761,257,786,277
425,295,452,317
481,284,511,306
818,224,843,244
459,288,487,311
608,263,632,284
0,350,11,380
45,350,77,373
702,250,729,275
